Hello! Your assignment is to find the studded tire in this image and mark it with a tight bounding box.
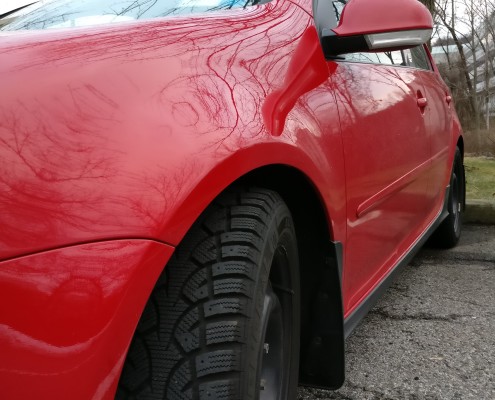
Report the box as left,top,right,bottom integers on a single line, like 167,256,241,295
117,187,301,400
430,147,465,248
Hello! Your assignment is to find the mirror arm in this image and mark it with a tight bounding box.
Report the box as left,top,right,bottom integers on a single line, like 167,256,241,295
321,30,368,58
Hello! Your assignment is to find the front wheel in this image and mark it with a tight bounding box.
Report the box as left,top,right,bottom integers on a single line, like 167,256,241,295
117,187,301,400
430,147,465,248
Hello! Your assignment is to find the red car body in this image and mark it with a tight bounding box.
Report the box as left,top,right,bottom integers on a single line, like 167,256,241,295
0,0,462,398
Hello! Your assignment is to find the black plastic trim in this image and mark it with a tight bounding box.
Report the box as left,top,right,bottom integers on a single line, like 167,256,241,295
0,2,37,20
299,240,345,389
321,30,369,58
332,240,344,283
343,187,451,338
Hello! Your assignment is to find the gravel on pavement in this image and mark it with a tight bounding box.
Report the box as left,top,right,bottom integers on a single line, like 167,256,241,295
298,224,495,400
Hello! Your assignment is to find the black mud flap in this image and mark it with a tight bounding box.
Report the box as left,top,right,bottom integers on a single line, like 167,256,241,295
299,241,345,390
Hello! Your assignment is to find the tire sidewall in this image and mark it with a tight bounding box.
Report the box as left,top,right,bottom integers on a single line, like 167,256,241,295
245,203,300,400
448,149,464,240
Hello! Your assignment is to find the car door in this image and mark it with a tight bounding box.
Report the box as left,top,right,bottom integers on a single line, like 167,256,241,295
405,46,454,214
330,51,433,314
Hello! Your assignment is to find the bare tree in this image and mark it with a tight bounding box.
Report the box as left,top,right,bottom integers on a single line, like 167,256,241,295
433,0,495,151
419,0,435,14
435,0,477,118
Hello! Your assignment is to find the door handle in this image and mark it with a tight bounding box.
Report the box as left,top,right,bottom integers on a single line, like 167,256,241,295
417,97,428,108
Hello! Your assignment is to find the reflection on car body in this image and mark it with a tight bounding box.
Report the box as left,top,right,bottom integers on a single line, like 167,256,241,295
0,0,465,398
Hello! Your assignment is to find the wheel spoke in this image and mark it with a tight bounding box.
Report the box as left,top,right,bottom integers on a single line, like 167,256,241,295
259,285,284,400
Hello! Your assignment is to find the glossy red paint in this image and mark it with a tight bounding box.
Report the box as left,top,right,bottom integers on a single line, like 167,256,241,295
0,1,346,396
330,60,434,312
0,240,174,399
262,26,330,136
0,0,461,397
334,0,433,36
0,0,346,261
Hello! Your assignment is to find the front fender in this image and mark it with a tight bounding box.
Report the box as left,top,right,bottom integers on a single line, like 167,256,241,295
159,140,347,248
0,239,174,399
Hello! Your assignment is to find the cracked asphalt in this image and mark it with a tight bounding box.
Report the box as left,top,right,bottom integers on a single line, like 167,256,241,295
298,224,495,400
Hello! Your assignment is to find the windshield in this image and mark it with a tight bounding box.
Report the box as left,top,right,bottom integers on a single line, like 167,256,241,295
1,0,258,31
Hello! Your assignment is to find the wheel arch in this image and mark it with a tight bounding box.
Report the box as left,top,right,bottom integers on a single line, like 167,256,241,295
457,135,464,157
456,136,466,211
236,165,345,389
140,141,348,390
453,128,465,210
166,162,346,388
119,162,346,392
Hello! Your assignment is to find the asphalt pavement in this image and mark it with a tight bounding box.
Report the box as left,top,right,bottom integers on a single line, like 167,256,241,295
298,224,495,400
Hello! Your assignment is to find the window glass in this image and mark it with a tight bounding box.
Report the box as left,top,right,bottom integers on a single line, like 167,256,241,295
332,0,345,24
2,0,260,31
345,50,405,66
403,46,431,70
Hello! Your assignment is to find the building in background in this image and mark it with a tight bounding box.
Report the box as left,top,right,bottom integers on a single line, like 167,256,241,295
463,15,495,118
433,10,495,124
431,44,461,65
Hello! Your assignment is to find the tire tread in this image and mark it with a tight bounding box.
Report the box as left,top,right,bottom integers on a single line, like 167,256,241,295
117,188,285,399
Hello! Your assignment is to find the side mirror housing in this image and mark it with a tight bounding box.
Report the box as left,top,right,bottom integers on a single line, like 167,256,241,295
322,0,433,57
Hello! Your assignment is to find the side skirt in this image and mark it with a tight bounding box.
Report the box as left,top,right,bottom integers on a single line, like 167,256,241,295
343,186,451,339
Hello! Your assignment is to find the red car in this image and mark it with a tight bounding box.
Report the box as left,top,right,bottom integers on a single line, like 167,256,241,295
0,0,465,398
